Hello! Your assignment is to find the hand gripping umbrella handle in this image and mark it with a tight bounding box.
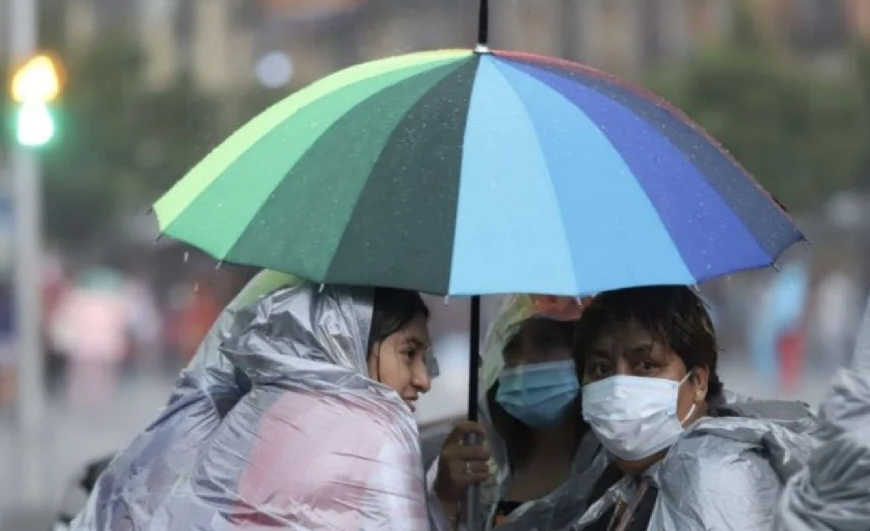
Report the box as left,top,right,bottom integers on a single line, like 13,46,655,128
463,433,483,531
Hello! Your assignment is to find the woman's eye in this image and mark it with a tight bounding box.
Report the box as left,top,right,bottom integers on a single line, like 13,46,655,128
587,363,611,378
402,349,416,360
637,361,657,373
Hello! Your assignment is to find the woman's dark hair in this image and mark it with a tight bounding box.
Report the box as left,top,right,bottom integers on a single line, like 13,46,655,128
366,287,430,357
574,285,724,400
485,319,588,470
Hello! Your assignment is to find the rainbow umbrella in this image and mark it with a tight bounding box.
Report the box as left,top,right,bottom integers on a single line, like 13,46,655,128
154,47,800,296
154,3,802,526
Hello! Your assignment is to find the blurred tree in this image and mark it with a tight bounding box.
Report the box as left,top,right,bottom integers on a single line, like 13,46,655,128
851,44,870,188
37,29,225,245
1,2,274,248
647,2,866,212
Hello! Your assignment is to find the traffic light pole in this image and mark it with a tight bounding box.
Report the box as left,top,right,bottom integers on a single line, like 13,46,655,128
8,0,47,506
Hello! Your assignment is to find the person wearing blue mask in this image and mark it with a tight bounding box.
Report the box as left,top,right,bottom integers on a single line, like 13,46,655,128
428,295,613,530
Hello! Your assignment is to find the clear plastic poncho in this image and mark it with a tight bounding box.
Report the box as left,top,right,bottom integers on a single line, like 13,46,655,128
428,294,610,531
570,293,870,531
72,272,435,530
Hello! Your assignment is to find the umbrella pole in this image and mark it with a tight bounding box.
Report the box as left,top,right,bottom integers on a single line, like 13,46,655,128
467,295,481,421
477,0,489,48
464,295,482,530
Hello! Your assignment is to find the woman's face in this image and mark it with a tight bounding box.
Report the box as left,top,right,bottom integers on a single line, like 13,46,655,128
502,319,573,369
582,320,708,426
367,314,432,413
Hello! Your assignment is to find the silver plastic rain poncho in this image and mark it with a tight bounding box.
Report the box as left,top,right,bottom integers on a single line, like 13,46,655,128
72,271,435,530
569,399,818,530
775,290,870,531
569,292,870,531
428,295,610,531
568,353,853,526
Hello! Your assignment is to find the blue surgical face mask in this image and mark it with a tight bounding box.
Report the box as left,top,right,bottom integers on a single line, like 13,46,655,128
495,360,580,429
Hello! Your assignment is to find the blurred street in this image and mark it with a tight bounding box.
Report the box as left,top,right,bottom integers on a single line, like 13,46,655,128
2,0,870,528
0,372,173,530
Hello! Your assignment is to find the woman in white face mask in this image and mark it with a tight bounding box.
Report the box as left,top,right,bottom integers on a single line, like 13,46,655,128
572,285,811,531
580,288,720,478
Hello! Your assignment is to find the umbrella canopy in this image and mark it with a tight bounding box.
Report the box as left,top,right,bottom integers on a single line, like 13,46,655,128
154,49,802,297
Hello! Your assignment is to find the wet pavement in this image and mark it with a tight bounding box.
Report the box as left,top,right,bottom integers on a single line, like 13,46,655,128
0,372,175,531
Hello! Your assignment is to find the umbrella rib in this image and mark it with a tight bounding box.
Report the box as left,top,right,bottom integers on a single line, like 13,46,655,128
323,59,477,289
499,56,803,268
486,59,580,296
200,61,468,276
506,60,694,290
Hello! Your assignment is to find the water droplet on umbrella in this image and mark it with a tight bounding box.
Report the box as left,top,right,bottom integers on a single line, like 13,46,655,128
183,251,189,263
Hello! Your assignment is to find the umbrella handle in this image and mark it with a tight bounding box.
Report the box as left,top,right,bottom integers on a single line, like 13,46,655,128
463,434,483,531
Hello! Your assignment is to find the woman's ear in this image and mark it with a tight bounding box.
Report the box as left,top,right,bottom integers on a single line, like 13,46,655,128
366,342,381,380
691,367,709,402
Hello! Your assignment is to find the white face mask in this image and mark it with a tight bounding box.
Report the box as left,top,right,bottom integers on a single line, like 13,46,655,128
581,372,696,461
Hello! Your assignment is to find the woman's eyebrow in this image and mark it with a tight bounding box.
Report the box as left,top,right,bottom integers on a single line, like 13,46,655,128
628,344,654,355
402,337,427,349
587,348,611,360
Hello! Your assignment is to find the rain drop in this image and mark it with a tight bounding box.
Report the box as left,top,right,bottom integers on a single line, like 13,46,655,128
183,251,190,263
193,282,200,293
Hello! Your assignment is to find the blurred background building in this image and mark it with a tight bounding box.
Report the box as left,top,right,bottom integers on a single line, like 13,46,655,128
3,0,870,527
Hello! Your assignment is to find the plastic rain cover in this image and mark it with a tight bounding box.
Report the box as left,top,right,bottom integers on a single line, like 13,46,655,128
71,271,434,530
776,290,870,530
570,294,870,531
568,405,818,529
428,294,610,531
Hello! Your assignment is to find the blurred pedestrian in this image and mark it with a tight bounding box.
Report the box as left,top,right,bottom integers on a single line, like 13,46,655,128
815,269,861,368
124,274,163,373
0,282,16,410
49,267,131,409
166,280,221,366
749,261,809,393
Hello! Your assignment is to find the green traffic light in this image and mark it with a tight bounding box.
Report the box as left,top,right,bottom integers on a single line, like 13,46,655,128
15,100,55,147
